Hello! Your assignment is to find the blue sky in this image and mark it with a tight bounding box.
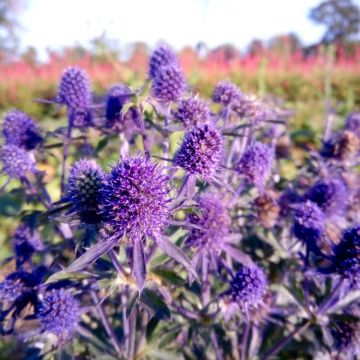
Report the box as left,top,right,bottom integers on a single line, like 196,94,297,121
19,0,360,58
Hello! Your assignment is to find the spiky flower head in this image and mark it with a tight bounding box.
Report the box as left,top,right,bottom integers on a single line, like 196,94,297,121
174,124,224,180
57,67,91,109
149,45,178,79
0,271,28,303
186,193,231,253
235,142,274,190
37,288,80,342
0,144,36,178
293,200,325,246
2,110,42,150
12,223,44,261
151,64,186,103
330,320,360,356
332,226,360,287
101,155,170,241
227,265,269,317
173,95,210,129
307,178,348,216
345,112,360,137
321,130,360,161
212,81,241,106
66,159,105,223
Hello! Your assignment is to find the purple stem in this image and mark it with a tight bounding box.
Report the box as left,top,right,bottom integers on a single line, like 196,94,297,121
127,306,137,360
91,291,122,356
108,248,128,278
60,113,73,195
211,328,224,360
241,322,251,360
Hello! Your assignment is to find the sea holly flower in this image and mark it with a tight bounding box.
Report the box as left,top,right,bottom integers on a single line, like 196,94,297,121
36,288,80,343
212,81,241,107
293,200,325,257
223,265,270,321
66,155,196,291
12,222,44,263
151,64,186,103
173,124,224,197
105,84,139,136
64,159,106,224
331,226,360,288
186,192,252,273
306,178,348,217
173,95,210,129
148,45,178,80
235,141,274,191
0,144,36,179
345,111,360,138
57,67,93,128
2,109,42,150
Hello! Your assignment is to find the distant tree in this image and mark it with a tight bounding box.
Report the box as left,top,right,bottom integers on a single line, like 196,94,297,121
0,0,22,56
247,39,265,56
268,33,303,55
310,0,360,43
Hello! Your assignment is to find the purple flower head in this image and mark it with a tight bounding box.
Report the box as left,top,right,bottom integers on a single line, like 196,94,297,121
186,192,231,253
66,159,106,223
227,265,269,317
212,81,241,106
307,178,348,216
332,226,360,287
293,200,325,246
0,272,27,303
345,112,360,137
101,155,170,241
235,142,274,190
173,95,210,129
330,320,360,356
151,64,186,103
37,288,80,342
2,110,42,150
69,108,93,129
174,124,224,180
12,223,44,261
0,144,36,179
57,67,91,109
149,45,178,79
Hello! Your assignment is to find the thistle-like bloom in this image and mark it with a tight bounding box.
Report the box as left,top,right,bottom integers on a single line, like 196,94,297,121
321,130,360,161
0,144,36,179
293,201,325,251
2,110,42,150
0,272,27,303
12,223,44,261
187,193,231,254
105,84,138,135
225,265,269,319
330,320,360,356
235,142,274,190
101,155,170,241
174,124,224,180
345,112,360,137
37,288,80,342
307,178,348,217
66,159,106,223
173,95,210,129
212,81,241,106
148,45,178,79
332,226,360,287
57,67,91,109
151,64,186,103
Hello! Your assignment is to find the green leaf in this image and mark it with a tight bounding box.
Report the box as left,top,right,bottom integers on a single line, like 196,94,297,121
140,288,171,320
151,268,186,286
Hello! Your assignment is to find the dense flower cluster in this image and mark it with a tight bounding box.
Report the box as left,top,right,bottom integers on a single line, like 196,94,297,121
37,288,80,342
2,110,42,150
174,124,223,179
0,45,359,360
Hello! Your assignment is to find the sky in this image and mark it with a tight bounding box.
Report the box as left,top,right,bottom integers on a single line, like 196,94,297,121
18,0,360,58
